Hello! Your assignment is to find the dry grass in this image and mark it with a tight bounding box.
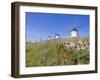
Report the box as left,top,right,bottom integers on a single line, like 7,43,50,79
26,37,89,67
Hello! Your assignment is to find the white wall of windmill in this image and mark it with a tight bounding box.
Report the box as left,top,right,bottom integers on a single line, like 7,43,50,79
71,30,79,38
55,35,59,39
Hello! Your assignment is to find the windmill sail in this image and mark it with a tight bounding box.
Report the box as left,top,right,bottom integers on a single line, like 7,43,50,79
67,24,83,38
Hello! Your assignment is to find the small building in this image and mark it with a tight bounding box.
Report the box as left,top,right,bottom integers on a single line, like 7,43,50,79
55,34,60,39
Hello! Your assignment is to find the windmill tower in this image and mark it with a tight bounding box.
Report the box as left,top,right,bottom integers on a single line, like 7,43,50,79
48,36,51,40
68,25,83,38
67,25,83,43
55,33,60,39
71,28,79,38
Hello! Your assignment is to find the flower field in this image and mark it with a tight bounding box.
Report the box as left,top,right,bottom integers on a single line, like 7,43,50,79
26,37,89,67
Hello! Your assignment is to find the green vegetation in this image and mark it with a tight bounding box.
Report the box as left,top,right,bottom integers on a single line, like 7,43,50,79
26,37,89,67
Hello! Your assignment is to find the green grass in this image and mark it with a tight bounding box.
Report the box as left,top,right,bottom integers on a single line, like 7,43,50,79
26,37,90,67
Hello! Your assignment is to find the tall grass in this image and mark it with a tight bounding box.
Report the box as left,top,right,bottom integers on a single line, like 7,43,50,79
26,37,89,67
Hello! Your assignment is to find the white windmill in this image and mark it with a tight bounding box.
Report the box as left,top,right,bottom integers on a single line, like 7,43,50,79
68,25,83,38
67,25,83,46
48,36,51,40
71,28,79,38
55,33,60,39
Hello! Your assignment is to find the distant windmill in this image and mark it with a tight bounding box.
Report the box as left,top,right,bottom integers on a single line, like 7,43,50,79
68,25,83,38
48,36,51,40
71,28,79,38
55,33,60,39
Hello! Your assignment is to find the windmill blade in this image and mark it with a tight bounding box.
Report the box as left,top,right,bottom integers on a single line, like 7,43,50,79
67,27,77,32
74,24,84,29
67,29,74,32
67,24,84,31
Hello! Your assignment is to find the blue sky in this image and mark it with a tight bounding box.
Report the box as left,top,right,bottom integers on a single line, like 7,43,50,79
26,12,90,42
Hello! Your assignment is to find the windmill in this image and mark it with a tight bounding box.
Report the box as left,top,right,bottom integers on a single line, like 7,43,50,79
48,36,51,40
71,27,79,38
54,33,60,39
67,24,83,44
68,24,83,38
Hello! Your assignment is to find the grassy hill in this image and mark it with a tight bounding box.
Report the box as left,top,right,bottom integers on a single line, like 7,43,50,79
26,37,89,67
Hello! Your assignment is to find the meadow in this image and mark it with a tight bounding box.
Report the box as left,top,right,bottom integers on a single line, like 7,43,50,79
26,37,89,67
